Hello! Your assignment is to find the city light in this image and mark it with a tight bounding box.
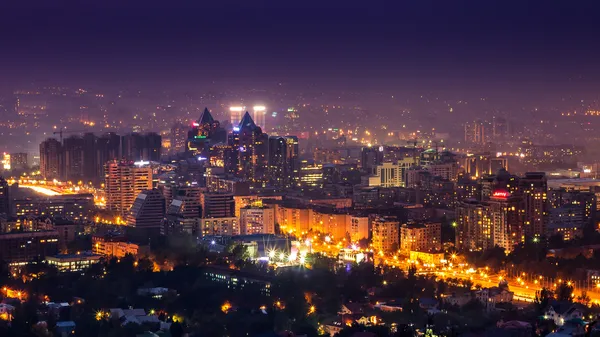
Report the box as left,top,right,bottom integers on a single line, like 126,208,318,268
253,105,266,111
229,106,243,112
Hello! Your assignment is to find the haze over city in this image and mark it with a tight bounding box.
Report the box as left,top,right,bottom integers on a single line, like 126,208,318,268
1,2,600,337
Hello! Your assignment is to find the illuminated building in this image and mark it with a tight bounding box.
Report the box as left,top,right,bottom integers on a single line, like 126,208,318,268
480,168,519,200
547,206,584,241
409,251,444,265
240,206,275,235
519,172,548,238
268,136,300,189
463,153,508,178
487,190,523,251
205,169,250,195
349,216,369,242
400,222,442,253
45,253,102,273
0,177,8,215
338,248,374,264
1,153,10,171
170,122,188,153
186,108,226,156
92,234,139,258
95,133,121,182
548,189,596,224
361,146,383,174
40,138,62,180
9,152,27,171
252,105,267,130
233,195,282,217
367,162,405,188
299,161,323,188
201,193,235,218
14,194,94,221
0,230,59,263
427,160,459,182
199,217,240,236
230,112,269,185
455,199,493,251
126,189,166,236
104,160,153,216
62,135,85,182
371,217,400,252
203,266,271,296
274,204,311,234
352,186,398,209
229,106,244,126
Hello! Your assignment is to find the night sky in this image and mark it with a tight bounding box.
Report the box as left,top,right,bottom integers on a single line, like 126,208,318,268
1,0,600,92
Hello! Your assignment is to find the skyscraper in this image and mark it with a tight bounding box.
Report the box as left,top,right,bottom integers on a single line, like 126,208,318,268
126,189,166,237
200,192,235,218
62,135,85,182
40,138,62,180
121,133,162,162
96,133,121,181
268,136,300,189
229,106,244,126
9,153,28,171
252,105,266,130
231,112,269,185
186,108,226,156
170,122,188,154
104,160,153,216
519,172,548,238
82,133,98,183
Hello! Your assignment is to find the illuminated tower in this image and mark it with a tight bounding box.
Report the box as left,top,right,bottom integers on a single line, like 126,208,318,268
231,112,269,186
104,160,153,216
252,105,266,131
229,106,244,126
187,108,226,156
519,172,548,238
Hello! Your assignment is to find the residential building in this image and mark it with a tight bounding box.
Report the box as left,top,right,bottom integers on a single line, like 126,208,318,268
400,222,442,253
0,231,59,263
240,206,275,235
104,160,152,215
371,217,400,252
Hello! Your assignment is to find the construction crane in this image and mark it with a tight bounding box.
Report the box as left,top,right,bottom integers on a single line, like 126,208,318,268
53,128,89,143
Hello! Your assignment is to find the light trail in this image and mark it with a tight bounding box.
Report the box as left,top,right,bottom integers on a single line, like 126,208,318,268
19,185,61,196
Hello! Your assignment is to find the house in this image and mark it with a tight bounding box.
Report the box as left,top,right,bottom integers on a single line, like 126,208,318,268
55,321,76,337
476,287,514,312
374,299,403,312
546,319,587,337
322,316,348,337
544,301,584,326
137,287,172,299
110,308,160,326
442,292,472,307
338,302,366,315
418,297,439,310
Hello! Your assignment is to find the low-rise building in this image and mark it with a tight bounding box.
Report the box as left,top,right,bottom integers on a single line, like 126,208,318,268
45,253,102,272
544,301,585,326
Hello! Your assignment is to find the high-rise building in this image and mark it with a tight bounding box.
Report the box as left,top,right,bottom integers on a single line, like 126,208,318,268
268,136,300,189
170,122,188,154
104,160,153,216
464,120,487,144
252,105,267,130
229,106,244,126
126,189,166,235
400,222,442,253
121,133,162,162
361,146,383,174
62,135,85,182
0,177,9,215
200,193,235,218
144,132,162,162
240,206,275,235
349,216,369,242
367,162,405,188
519,172,548,238
487,189,523,251
456,199,493,251
82,133,98,183
230,112,269,185
40,138,62,180
371,217,400,253
95,133,121,181
186,108,226,157
9,153,28,171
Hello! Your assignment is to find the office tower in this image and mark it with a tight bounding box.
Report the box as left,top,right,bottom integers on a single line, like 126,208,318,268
372,217,400,253
0,177,8,215
519,172,548,238
104,160,153,216
232,112,269,184
82,133,98,183
62,135,85,182
400,222,442,253
268,136,300,189
229,106,244,126
40,138,62,180
170,122,188,154
187,108,226,156
299,161,323,188
126,189,166,234
9,153,28,170
361,146,383,174
200,193,235,218
240,206,275,235
252,105,266,130
367,162,405,188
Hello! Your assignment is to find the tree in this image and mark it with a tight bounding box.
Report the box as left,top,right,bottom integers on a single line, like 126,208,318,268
170,321,185,337
577,290,590,306
534,288,553,315
556,283,574,302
